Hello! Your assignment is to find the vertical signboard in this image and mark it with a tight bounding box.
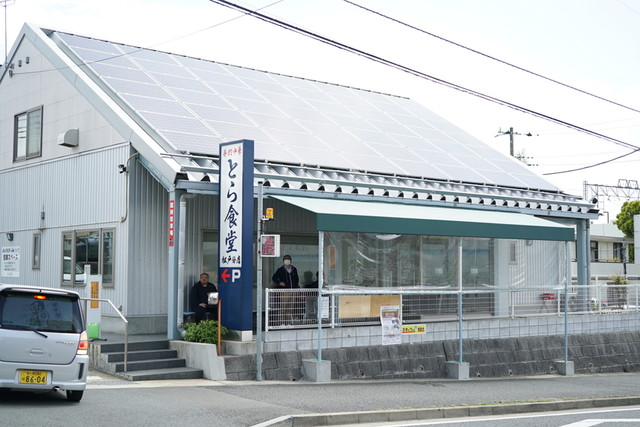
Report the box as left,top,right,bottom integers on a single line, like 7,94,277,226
168,200,175,247
218,140,254,331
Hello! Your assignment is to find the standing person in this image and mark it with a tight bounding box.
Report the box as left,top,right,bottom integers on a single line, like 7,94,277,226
272,255,299,323
191,273,218,323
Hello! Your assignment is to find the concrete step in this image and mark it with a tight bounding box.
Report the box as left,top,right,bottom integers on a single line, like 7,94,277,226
106,349,178,363
119,367,204,381
96,340,170,354
114,358,186,373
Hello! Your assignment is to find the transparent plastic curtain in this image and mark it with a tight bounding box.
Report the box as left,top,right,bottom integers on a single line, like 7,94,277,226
322,232,565,291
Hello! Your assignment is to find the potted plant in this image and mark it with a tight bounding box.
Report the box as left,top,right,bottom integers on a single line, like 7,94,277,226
607,274,628,309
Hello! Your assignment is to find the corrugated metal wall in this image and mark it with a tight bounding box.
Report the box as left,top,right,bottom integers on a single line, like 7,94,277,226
0,145,130,312
126,159,169,316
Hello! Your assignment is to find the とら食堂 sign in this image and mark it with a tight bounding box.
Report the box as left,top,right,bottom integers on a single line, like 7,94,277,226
218,139,254,331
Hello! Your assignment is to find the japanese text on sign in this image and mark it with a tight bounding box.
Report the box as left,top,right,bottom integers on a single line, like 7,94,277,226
1,246,20,278
219,143,244,268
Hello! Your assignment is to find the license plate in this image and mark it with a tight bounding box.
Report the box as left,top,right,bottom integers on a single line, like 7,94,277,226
19,370,48,384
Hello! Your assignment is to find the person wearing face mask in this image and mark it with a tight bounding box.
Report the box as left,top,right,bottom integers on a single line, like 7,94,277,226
272,255,300,324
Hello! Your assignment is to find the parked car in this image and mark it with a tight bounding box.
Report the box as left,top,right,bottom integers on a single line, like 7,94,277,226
0,285,89,402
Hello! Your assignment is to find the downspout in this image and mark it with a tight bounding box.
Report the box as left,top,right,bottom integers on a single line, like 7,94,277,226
178,193,197,330
167,189,185,340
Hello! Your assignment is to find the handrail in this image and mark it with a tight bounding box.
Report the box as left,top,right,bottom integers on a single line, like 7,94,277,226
81,298,129,373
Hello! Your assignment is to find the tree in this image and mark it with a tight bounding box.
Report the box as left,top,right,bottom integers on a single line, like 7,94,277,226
614,201,640,238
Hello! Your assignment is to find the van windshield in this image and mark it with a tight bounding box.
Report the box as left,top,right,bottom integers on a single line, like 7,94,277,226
0,291,84,333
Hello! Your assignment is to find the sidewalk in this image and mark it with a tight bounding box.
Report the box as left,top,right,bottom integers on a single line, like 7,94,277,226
86,368,640,426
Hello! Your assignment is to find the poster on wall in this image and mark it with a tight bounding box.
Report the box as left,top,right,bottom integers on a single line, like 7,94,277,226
1,246,20,278
380,305,401,345
260,235,280,257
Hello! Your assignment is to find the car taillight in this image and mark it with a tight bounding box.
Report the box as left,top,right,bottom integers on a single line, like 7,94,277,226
77,331,89,355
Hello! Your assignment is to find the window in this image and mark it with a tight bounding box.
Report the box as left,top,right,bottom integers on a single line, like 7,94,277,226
0,290,84,333
509,241,517,264
613,242,624,262
14,106,43,161
590,241,599,262
32,233,41,269
62,229,114,286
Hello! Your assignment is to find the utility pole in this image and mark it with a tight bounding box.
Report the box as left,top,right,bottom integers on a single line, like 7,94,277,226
1,0,15,67
495,127,537,158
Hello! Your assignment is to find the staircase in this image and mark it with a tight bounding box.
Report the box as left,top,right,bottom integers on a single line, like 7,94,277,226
90,339,204,381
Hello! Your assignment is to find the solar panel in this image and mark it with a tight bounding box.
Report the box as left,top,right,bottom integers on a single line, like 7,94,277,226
122,94,192,116
56,31,560,191
103,77,173,99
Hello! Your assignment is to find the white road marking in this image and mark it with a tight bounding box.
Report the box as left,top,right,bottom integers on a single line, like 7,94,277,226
561,420,640,427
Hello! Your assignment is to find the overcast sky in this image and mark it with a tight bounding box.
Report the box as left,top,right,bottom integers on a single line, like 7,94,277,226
3,0,640,221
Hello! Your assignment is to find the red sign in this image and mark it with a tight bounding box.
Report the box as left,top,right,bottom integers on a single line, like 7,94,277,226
221,269,231,283
168,200,175,247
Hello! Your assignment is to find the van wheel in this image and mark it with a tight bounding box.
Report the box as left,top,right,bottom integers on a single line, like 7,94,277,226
66,390,84,402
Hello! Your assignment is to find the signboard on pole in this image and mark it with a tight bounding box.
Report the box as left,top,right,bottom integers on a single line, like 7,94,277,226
218,140,254,331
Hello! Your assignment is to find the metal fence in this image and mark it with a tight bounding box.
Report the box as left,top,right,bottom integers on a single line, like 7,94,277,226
265,282,640,330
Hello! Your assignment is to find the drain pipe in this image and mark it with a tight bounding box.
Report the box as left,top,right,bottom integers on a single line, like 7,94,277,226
178,193,197,329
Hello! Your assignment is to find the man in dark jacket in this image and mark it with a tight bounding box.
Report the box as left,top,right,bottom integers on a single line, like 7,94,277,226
272,254,300,289
272,255,299,323
191,272,218,323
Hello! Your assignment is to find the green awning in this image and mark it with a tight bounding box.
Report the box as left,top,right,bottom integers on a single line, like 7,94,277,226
272,195,574,241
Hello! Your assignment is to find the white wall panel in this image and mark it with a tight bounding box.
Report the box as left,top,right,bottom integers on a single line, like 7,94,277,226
125,161,169,316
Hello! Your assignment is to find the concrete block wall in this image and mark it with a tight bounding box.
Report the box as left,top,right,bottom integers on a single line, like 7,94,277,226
224,331,640,381
227,314,640,381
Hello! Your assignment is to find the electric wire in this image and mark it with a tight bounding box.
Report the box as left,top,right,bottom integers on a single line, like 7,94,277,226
7,0,284,76
543,149,640,175
208,0,640,155
343,0,640,116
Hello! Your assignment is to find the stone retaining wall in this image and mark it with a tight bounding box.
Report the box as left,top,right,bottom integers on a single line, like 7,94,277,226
223,331,640,381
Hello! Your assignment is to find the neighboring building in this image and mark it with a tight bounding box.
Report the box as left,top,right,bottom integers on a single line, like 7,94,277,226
0,24,596,342
575,222,638,279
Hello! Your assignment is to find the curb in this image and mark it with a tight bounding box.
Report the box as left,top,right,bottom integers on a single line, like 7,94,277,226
252,396,640,427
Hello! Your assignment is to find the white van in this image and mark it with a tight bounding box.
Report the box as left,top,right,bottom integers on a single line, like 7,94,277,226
0,285,89,402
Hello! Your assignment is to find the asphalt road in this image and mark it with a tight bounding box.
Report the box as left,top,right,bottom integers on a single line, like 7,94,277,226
1,371,639,427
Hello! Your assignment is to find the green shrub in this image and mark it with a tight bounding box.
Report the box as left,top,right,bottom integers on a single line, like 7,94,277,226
182,320,228,344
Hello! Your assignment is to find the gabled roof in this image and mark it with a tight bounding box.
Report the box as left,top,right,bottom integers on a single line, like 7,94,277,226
6,24,594,217
52,30,558,188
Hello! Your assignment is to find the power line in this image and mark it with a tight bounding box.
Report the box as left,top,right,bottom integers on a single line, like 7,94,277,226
8,0,284,76
343,0,640,116
208,0,640,154
543,149,640,175
616,0,640,16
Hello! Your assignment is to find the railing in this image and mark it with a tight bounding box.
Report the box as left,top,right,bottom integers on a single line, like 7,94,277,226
265,283,640,330
81,298,129,372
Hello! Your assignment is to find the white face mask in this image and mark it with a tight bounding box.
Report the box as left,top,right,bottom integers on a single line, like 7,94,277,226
284,259,291,266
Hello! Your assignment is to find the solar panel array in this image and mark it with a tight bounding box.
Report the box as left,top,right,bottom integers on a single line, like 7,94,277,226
56,32,558,191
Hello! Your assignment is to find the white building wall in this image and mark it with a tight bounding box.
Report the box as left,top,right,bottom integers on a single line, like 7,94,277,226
0,37,139,331
0,36,124,170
